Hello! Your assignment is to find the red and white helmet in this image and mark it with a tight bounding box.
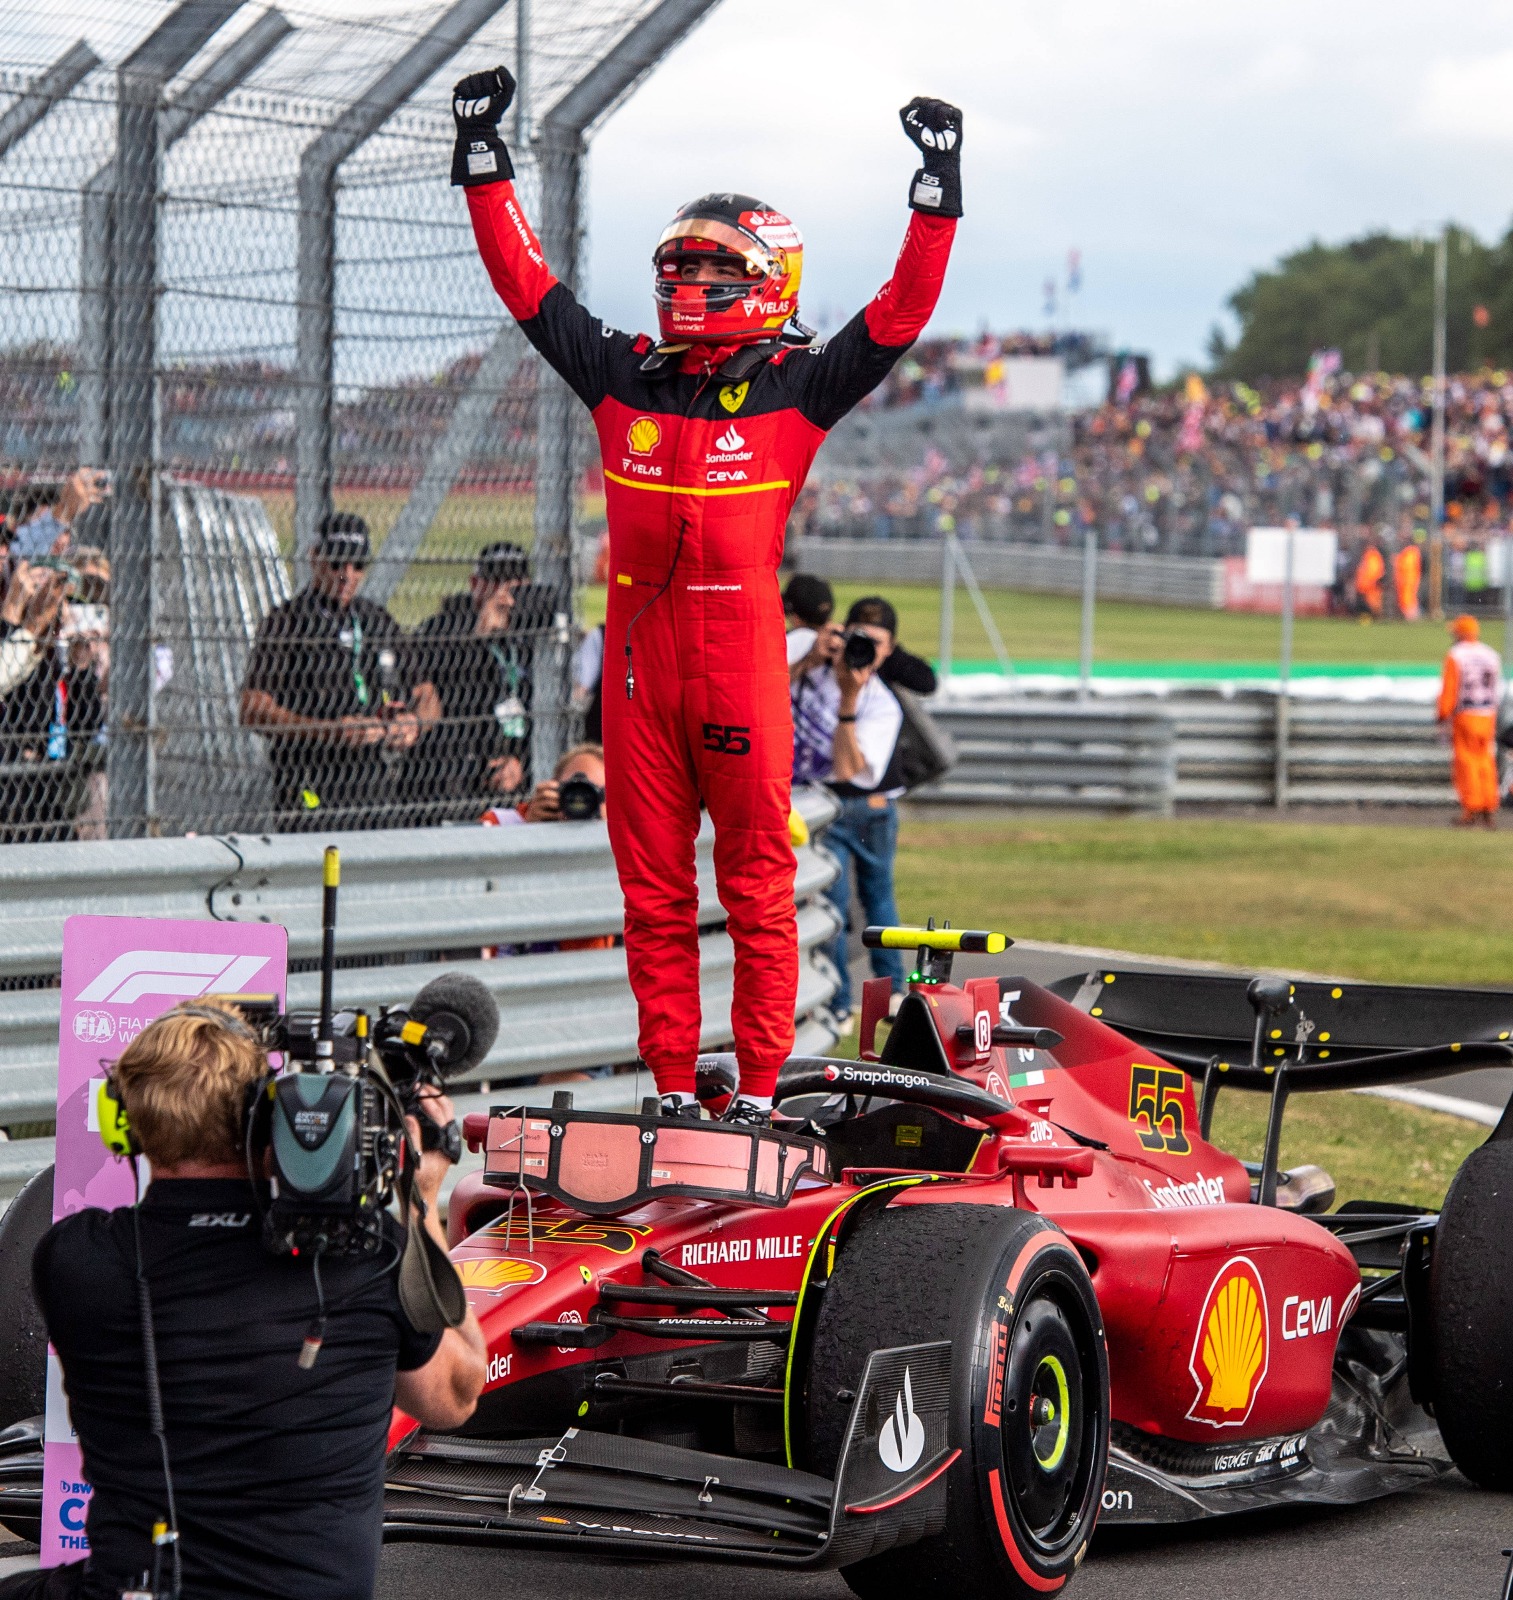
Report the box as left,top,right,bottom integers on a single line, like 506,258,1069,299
652,192,804,345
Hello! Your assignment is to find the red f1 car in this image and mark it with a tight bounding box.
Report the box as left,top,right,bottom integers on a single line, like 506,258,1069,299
379,924,1513,1597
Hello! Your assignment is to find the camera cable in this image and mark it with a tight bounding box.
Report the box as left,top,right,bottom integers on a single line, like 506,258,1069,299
129,1178,182,1600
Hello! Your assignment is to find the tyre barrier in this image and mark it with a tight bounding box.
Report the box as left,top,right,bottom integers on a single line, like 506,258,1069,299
0,787,844,1195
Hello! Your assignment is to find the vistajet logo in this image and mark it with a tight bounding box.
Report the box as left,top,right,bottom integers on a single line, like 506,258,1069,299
76,951,271,1007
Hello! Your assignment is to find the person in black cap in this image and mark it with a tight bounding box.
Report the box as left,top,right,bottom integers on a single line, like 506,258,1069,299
404,540,534,820
240,512,431,829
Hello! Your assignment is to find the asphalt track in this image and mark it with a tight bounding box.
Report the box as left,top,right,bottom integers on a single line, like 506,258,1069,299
376,1473,1513,1600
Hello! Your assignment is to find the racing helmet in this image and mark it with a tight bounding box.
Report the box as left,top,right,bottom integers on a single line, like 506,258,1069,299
653,193,803,345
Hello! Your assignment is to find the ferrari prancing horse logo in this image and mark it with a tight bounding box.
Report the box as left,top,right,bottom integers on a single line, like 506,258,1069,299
718,381,749,414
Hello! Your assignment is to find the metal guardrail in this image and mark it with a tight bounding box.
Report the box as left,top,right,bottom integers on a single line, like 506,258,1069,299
915,703,1177,814
918,694,1456,811
1171,694,1455,806
785,536,1227,609
0,787,844,1193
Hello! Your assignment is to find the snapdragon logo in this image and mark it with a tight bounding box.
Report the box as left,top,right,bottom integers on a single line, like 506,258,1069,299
76,951,271,1007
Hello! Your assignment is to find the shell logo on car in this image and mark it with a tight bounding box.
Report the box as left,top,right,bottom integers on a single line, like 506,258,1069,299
627,416,661,455
1187,1255,1269,1427
457,1257,547,1294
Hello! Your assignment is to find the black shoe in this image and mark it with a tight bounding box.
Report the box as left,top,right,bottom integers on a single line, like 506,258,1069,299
659,1095,704,1121
722,1096,772,1129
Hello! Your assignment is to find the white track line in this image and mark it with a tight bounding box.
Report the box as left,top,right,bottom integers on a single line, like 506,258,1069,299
1352,1085,1501,1128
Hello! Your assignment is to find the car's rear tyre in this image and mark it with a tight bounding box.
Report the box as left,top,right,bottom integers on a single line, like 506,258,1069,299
806,1203,1108,1599
1428,1138,1513,1489
0,1166,51,1433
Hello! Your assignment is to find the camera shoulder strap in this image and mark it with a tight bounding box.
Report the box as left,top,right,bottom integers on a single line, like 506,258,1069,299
395,1165,466,1336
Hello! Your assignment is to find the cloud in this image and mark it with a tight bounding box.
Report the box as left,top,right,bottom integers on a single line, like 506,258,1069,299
1416,52,1513,140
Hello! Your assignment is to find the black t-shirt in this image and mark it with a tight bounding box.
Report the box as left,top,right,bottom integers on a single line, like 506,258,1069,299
407,593,532,809
34,1179,440,1600
242,590,411,819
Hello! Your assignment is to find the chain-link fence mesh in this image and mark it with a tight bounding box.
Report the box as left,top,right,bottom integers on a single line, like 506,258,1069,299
0,0,675,839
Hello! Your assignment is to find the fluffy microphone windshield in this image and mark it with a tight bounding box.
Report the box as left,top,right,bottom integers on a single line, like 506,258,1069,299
408,972,500,1078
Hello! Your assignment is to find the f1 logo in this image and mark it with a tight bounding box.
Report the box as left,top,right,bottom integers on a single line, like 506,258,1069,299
76,951,271,1007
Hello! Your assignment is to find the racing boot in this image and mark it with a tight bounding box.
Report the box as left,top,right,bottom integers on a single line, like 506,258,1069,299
722,1096,773,1129
659,1094,704,1121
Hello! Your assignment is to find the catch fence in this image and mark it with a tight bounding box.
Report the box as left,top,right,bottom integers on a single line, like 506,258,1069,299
0,0,721,840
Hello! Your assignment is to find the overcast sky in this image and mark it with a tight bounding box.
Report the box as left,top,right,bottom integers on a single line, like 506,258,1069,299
579,0,1513,374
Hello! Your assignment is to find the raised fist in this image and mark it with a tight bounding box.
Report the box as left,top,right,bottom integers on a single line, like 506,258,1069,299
899,96,963,219
452,66,515,129
450,66,516,187
901,97,962,155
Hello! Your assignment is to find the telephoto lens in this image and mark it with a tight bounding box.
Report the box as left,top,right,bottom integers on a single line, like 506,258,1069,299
842,629,877,670
557,771,605,820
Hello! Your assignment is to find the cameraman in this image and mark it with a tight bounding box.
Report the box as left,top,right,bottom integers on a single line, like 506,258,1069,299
22,1001,485,1600
790,597,912,1030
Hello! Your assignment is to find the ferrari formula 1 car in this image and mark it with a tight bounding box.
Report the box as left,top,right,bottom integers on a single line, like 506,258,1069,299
372,924,1513,1598
0,925,1509,1598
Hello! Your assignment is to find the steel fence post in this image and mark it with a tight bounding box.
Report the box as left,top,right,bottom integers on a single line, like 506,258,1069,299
0,39,99,160
105,0,244,840
528,122,582,781
292,0,515,583
80,10,293,472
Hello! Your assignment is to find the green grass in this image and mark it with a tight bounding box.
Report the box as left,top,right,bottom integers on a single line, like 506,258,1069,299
1207,1089,1482,1212
581,579,1501,669
893,814,1513,987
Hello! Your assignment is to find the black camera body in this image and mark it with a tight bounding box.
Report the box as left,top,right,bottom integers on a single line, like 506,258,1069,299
557,770,604,820
842,628,878,670
236,980,498,1258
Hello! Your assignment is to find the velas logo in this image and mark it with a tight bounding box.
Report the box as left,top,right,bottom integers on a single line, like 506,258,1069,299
1187,1256,1269,1428
714,424,744,452
878,1367,926,1473
627,417,661,455
739,297,793,319
76,950,271,1007
457,1257,547,1295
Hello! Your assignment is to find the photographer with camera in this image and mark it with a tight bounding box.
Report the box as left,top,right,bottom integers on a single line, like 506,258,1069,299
481,742,606,827
240,514,439,830
16,997,485,1600
790,597,912,1031
406,541,531,821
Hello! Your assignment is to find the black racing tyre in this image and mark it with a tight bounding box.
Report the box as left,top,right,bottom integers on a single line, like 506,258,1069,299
1428,1139,1513,1489
0,1165,51,1431
806,1203,1108,1599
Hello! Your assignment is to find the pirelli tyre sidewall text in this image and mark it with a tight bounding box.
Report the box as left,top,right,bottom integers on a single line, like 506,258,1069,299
806,1203,1109,1599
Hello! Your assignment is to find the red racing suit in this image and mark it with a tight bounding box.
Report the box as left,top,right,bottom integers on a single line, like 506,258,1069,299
466,180,956,1096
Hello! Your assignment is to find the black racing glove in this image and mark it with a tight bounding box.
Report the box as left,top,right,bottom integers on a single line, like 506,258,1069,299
900,96,963,218
450,66,516,187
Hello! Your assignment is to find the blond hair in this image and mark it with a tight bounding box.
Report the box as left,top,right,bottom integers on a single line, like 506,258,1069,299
113,999,268,1167
554,742,604,780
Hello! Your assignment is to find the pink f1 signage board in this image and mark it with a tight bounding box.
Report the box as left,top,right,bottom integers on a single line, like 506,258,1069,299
42,916,287,1567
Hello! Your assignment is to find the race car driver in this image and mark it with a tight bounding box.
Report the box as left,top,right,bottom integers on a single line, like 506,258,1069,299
452,66,961,1124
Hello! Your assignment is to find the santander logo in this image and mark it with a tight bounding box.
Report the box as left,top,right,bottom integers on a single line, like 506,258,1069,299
878,1367,926,1472
714,424,744,452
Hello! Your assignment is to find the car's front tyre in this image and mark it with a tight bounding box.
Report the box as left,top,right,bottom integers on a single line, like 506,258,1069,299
805,1202,1108,1598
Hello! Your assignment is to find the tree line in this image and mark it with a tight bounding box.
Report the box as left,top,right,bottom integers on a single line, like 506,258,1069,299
1207,225,1513,380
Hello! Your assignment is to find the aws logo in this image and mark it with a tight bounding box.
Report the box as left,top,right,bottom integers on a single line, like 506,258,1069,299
626,416,661,455
1187,1256,1269,1428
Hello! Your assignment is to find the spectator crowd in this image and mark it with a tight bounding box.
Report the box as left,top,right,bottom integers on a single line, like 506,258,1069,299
795,361,1513,609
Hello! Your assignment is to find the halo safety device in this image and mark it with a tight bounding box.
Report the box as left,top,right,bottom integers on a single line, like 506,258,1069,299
653,193,803,345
